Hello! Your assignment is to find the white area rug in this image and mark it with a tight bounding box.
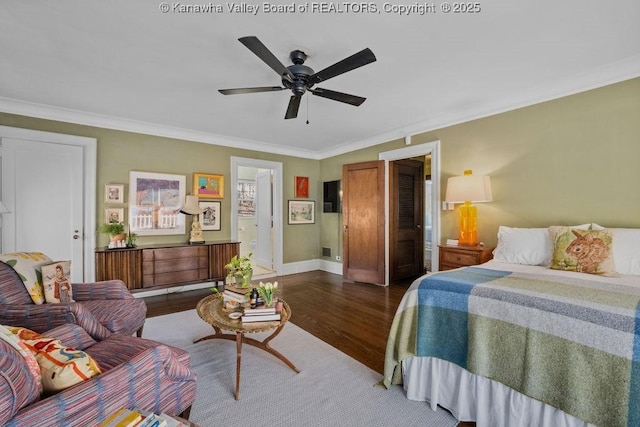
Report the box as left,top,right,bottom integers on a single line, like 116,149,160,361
144,310,458,427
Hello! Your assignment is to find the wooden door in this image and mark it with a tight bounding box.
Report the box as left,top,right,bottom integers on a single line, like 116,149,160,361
390,159,424,281
342,161,385,284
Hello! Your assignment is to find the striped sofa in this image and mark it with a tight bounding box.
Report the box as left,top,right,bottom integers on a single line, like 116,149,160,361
0,322,197,426
0,261,146,339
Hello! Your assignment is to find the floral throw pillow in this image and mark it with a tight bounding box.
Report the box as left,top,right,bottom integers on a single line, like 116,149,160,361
0,324,43,395
0,252,52,304
8,325,102,394
548,226,617,276
41,261,74,304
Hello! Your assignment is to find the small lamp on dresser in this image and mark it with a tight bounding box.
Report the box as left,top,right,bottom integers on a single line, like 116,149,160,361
445,169,492,246
180,194,205,245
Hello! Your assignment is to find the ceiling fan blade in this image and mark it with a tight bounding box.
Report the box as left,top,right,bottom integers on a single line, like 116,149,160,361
285,95,302,119
310,48,376,84
219,86,286,95
239,36,294,79
311,88,366,106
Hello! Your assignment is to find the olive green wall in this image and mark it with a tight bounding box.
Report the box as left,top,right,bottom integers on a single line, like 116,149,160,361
320,77,640,253
0,114,319,262
2,77,638,266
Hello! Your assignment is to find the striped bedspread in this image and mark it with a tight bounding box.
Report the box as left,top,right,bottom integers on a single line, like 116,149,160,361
383,266,640,427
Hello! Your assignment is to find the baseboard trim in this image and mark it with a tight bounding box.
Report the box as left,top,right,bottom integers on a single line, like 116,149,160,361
133,259,344,297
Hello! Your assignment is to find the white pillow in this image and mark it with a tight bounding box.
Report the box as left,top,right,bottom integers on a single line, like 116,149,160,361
592,224,640,275
493,227,552,266
493,224,591,266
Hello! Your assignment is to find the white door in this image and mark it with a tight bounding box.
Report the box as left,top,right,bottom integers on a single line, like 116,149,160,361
2,138,85,280
255,170,272,269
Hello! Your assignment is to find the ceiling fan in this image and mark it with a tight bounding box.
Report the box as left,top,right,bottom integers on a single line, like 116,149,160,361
218,36,377,119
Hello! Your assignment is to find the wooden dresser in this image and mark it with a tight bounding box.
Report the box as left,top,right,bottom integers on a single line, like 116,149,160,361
95,241,239,292
439,244,494,271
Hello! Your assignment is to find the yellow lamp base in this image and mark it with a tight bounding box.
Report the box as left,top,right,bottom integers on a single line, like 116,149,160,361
458,201,478,246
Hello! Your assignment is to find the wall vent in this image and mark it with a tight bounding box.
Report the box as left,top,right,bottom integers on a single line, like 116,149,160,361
322,247,331,257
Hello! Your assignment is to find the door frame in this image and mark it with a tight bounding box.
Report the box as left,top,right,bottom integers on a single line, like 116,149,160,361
379,140,441,285
230,156,283,276
0,125,97,281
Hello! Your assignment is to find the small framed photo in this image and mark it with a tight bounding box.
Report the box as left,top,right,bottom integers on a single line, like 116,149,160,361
199,201,221,231
294,176,309,198
105,208,124,223
194,173,224,198
105,184,125,203
288,200,315,224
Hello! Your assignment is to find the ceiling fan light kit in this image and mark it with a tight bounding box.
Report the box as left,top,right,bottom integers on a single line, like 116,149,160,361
219,36,377,119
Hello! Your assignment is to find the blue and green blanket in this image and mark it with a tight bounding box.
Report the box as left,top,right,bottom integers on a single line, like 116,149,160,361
383,267,640,427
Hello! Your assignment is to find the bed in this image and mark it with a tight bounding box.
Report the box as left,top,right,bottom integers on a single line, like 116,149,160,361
383,225,640,427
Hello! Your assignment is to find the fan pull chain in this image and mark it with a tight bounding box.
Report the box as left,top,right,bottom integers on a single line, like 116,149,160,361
306,96,310,124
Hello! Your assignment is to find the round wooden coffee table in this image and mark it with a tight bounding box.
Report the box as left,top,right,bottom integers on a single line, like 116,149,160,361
195,294,299,400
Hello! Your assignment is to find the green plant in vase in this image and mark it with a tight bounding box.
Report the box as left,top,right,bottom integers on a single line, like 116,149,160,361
258,281,278,307
98,220,126,243
224,252,253,288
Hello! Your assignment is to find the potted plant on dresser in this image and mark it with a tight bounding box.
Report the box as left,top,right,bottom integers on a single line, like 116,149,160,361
225,253,253,288
98,220,126,245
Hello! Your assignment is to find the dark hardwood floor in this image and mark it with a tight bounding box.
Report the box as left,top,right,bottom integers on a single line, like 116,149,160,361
142,270,474,426
142,270,412,375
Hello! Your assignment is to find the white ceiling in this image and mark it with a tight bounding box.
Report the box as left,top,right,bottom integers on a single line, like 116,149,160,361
1,1,639,159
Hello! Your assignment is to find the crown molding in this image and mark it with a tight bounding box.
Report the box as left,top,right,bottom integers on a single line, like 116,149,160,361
1,54,638,161
0,97,321,159
316,55,640,159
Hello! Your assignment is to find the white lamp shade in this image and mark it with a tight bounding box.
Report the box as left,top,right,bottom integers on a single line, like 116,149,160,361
445,173,492,203
180,195,204,215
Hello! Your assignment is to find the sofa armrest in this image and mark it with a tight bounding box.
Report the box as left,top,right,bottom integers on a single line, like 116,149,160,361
9,344,197,427
43,324,97,350
72,280,135,301
0,303,111,340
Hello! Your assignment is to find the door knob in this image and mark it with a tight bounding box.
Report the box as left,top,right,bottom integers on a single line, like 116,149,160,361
73,230,80,240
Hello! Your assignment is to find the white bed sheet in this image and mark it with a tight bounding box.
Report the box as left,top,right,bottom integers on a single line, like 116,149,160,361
398,261,639,427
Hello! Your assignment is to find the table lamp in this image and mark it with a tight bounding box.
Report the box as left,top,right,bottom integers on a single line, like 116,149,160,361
180,194,205,245
445,170,492,246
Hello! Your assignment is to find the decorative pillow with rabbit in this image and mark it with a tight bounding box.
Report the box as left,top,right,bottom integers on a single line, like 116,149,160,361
549,226,617,276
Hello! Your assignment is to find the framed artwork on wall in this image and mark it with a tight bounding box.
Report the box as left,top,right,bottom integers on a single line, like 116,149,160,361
194,173,224,198
105,208,124,223
104,184,125,204
288,200,315,224
295,176,309,198
199,201,221,231
128,171,186,235
237,179,256,217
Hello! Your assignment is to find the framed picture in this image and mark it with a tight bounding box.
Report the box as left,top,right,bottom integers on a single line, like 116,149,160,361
237,179,255,217
128,171,186,236
104,184,125,203
105,208,124,223
199,201,221,231
194,173,224,198
288,200,315,224
295,176,309,198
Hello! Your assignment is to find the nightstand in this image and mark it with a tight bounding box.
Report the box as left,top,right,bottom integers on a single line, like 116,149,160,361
439,244,494,271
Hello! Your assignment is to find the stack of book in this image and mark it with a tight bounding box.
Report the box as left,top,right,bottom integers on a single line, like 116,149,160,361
241,305,281,323
99,408,186,427
223,287,249,310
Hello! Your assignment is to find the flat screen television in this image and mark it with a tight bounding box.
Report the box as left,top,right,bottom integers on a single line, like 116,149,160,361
323,180,341,213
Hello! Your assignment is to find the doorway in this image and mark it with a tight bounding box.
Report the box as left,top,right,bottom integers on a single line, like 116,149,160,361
0,126,97,281
230,157,283,278
379,140,441,285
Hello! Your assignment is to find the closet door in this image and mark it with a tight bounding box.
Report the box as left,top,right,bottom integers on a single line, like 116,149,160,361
390,159,424,281
342,161,384,284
